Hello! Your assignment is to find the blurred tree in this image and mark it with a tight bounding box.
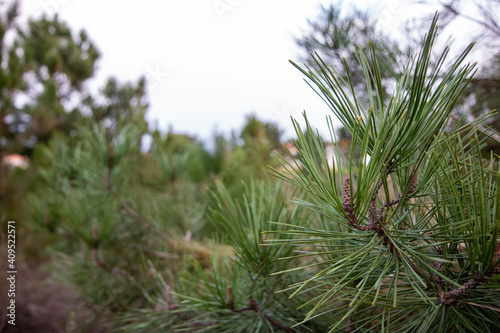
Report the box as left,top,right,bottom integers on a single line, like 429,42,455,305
296,1,500,154
0,1,100,206
240,114,282,169
14,12,100,152
212,115,283,193
0,1,26,154
295,4,407,97
430,0,500,154
0,0,24,202
0,2,152,219
83,77,148,136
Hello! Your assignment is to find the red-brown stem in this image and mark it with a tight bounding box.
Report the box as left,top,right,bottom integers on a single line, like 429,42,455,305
104,135,176,249
45,216,55,233
439,272,484,306
226,286,234,310
439,244,500,305
346,308,355,333
91,248,110,271
231,298,293,332
90,226,110,271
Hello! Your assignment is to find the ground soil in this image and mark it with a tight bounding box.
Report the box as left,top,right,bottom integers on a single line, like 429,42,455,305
1,257,111,333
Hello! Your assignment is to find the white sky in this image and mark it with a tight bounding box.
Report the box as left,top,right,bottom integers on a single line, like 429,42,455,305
17,0,479,143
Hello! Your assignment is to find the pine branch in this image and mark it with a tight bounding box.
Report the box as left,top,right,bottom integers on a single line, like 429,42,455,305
439,244,500,306
91,225,110,272
439,272,484,306
228,296,294,333
341,169,451,299
342,175,369,231
104,134,176,249
342,164,415,255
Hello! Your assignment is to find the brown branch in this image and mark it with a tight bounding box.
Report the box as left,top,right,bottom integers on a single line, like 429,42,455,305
226,286,234,311
442,3,500,37
228,295,293,332
341,170,419,257
440,244,500,306
91,226,110,271
378,170,417,220
439,272,484,306
266,315,294,333
115,191,176,249
341,168,497,309
45,216,56,233
154,284,179,312
164,285,177,311
91,248,110,271
104,134,176,249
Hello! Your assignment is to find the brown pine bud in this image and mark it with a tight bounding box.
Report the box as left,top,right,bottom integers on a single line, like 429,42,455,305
226,286,233,308
92,225,99,249
343,175,352,207
493,243,500,273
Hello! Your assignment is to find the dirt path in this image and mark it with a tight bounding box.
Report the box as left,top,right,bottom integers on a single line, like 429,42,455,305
1,258,110,333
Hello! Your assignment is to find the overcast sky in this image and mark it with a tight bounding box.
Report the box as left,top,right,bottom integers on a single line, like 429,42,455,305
18,0,473,143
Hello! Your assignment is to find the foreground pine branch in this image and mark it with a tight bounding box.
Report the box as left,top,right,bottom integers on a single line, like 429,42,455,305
24,12,500,333
268,13,500,332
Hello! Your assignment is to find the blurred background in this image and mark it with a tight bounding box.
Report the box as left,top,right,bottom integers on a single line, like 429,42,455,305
1,0,499,332
15,0,474,141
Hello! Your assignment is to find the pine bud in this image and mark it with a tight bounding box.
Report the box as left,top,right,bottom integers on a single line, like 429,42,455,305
343,175,351,208
92,225,99,249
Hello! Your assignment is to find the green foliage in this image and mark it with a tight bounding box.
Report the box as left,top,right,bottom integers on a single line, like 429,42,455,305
27,118,182,317
119,181,330,332
83,77,148,132
12,13,101,150
20,14,99,86
296,1,500,155
0,2,102,218
295,3,406,96
214,115,283,192
9,3,500,332
26,99,287,329
269,15,500,332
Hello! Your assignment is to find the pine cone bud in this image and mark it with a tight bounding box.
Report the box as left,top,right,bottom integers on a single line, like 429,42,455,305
343,175,352,208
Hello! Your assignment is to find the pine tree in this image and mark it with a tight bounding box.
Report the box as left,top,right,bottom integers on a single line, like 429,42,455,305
267,14,500,332
100,13,500,332
0,1,100,215
296,1,500,155
25,13,500,333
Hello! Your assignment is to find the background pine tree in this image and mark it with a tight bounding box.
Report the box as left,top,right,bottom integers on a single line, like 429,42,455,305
1,1,499,332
